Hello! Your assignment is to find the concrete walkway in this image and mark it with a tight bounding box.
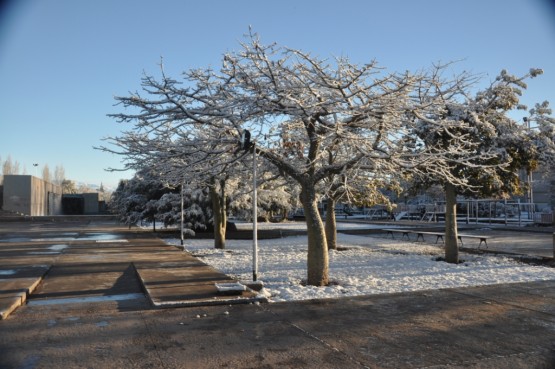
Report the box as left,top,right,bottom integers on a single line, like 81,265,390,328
0,220,261,320
1,219,555,368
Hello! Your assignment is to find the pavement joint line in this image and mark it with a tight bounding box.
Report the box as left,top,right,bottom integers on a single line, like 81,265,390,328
259,304,372,369
418,349,553,369
448,284,555,319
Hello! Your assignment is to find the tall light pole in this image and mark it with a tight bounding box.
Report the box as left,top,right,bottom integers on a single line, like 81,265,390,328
524,117,534,218
181,180,184,246
241,129,258,281
252,142,258,281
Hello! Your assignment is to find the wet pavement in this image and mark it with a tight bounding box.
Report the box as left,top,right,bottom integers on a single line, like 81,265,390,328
0,219,554,368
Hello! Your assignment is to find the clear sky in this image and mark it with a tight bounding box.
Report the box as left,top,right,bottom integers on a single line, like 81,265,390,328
1,0,554,188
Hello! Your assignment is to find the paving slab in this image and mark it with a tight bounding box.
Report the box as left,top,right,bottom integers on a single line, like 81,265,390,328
0,273,47,319
0,294,25,320
135,254,263,307
0,222,265,316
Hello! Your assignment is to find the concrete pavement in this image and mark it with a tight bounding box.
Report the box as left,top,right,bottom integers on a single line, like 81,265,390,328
1,219,555,368
0,220,261,320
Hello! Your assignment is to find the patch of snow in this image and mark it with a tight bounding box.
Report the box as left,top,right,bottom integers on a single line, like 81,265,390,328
166,231,555,303
27,293,144,306
233,221,397,231
49,244,68,251
215,282,246,292
31,237,75,242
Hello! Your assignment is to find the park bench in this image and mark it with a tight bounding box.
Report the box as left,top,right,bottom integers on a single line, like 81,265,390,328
413,231,445,243
456,234,490,248
384,229,490,249
384,229,413,240
415,231,489,248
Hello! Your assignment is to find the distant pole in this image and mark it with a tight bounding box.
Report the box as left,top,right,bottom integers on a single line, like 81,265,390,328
180,180,184,246
466,200,469,225
504,199,508,226
252,143,258,281
518,199,521,227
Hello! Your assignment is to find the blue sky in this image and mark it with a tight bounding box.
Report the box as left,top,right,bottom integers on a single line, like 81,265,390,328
1,0,554,188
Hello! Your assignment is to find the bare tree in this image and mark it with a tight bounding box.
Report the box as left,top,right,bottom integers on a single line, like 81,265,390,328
42,164,51,183
54,165,65,186
2,155,20,175
62,179,78,194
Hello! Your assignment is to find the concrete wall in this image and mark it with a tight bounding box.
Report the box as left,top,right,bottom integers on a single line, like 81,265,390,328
534,175,555,212
82,193,99,214
2,175,62,216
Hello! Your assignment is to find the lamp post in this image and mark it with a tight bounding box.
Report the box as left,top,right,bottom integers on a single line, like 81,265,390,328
252,142,258,281
524,117,534,219
240,130,258,281
181,180,184,246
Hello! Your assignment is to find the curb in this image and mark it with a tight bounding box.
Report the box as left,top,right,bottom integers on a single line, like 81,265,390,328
0,272,47,320
132,262,267,308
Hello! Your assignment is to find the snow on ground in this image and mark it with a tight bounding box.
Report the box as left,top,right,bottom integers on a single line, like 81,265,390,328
232,220,399,231
165,224,555,303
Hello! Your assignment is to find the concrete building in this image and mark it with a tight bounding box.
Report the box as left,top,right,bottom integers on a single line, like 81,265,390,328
519,165,555,211
2,175,62,216
82,193,100,215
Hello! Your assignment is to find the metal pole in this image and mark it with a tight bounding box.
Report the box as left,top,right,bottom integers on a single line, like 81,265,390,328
475,200,479,224
489,202,492,225
518,199,521,227
504,199,508,226
252,144,258,281
466,200,469,225
180,180,184,246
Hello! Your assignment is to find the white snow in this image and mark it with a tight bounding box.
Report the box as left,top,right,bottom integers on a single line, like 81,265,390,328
49,244,68,251
165,224,555,303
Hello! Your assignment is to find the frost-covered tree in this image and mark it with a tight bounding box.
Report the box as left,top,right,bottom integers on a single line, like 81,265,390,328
411,67,555,263
230,169,295,222
110,168,213,232
218,36,487,284
322,171,399,250
110,169,167,229
100,34,495,286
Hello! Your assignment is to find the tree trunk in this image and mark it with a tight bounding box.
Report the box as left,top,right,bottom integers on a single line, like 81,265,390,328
325,197,337,250
444,183,459,263
210,179,227,249
300,185,329,286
